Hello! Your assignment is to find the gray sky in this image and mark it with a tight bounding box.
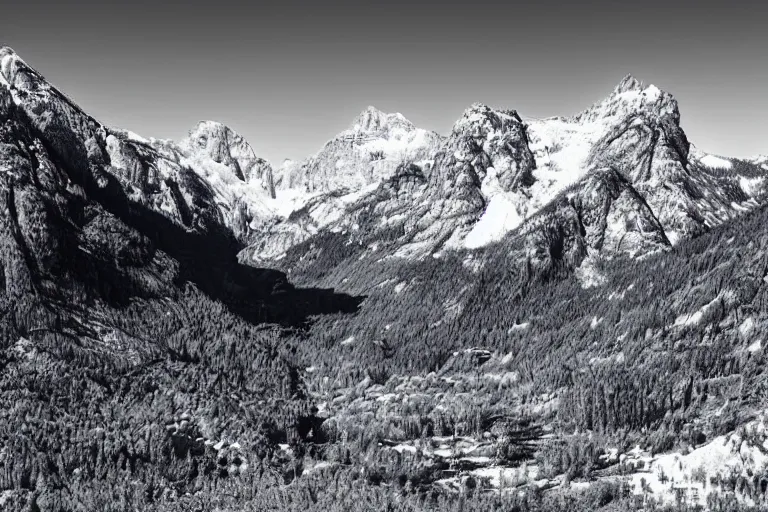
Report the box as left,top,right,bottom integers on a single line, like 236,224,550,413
2,0,766,163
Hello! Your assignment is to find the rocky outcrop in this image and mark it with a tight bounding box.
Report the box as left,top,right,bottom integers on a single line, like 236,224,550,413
518,168,670,270
0,47,288,249
181,120,275,195
393,105,536,255
0,78,178,318
526,75,766,246
0,47,229,235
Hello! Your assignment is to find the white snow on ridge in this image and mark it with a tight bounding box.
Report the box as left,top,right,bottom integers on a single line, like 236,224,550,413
699,154,733,169
462,113,601,251
179,153,307,221
673,310,703,327
526,117,596,191
642,84,661,102
355,125,432,162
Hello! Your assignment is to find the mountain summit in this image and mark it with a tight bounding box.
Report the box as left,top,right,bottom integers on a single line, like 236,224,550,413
613,73,645,93
350,105,415,133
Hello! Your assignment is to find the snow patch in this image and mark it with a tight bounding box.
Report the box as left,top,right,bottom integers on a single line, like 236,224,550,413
464,195,523,249
740,176,765,196
627,418,768,506
700,154,733,169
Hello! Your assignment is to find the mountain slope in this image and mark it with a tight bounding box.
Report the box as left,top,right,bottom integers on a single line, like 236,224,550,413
0,46,365,511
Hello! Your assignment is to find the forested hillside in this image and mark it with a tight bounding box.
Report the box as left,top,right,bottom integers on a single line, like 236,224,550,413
262,191,768,510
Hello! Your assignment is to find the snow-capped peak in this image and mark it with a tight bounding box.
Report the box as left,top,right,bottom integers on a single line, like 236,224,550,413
274,106,442,194
452,103,523,135
350,106,416,134
572,74,678,129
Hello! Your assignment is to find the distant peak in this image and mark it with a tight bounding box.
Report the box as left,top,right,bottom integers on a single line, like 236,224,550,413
455,103,522,129
362,105,384,115
187,120,248,143
614,74,644,94
350,106,413,132
190,120,228,133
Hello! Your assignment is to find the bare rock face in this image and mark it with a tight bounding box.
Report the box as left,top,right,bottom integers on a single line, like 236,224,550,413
525,75,767,247
580,76,701,239
444,104,536,193
0,79,178,318
518,167,670,270
0,47,288,249
0,47,229,236
181,121,275,195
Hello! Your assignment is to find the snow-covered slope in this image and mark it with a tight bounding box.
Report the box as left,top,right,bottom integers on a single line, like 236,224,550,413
625,416,768,507
750,154,768,171
523,76,767,247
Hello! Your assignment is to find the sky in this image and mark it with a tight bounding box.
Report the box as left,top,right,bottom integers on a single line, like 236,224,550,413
2,0,766,163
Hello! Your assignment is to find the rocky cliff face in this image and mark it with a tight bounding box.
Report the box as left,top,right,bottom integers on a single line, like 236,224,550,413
516,167,671,273
393,104,537,256
527,75,765,246
0,47,223,234
0,67,179,328
182,120,275,192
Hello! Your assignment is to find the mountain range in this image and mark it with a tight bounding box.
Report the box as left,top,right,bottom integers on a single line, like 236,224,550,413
4,45,761,273
1,45,768,511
